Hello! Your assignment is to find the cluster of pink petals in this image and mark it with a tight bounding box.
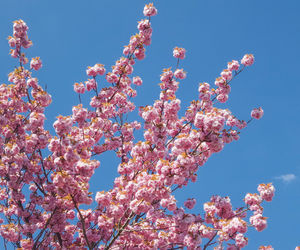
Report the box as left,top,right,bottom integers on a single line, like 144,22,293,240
213,53,255,105
86,63,106,77
241,54,255,66
85,78,97,91
227,60,240,71
143,3,158,17
184,198,196,209
250,213,267,232
174,68,187,79
26,77,38,88
0,3,274,250
8,20,32,61
133,76,143,86
244,193,262,206
173,47,186,59
235,233,248,248
30,56,42,70
258,183,275,201
251,107,264,119
74,82,85,94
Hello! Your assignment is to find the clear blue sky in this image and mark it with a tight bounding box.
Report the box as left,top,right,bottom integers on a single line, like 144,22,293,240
0,0,299,249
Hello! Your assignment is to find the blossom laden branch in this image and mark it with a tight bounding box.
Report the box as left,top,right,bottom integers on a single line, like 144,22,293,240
0,3,276,250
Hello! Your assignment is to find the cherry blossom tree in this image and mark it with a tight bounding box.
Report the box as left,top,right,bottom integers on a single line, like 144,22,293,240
0,3,275,249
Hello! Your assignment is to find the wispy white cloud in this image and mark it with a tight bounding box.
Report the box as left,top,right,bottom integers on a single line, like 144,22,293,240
275,174,296,183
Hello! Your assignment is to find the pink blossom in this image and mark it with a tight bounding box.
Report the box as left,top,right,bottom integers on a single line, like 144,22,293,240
29,112,46,130
21,239,34,249
138,19,151,31
8,37,16,47
9,49,18,58
53,115,73,136
30,57,42,70
22,39,32,49
227,60,240,71
133,76,143,86
251,107,264,119
244,193,262,206
86,66,97,77
257,183,275,202
26,78,38,89
94,63,106,75
215,77,226,87
250,213,267,231
230,130,240,140
95,191,111,207
85,78,97,91
106,72,119,83
0,9,274,249
241,54,254,66
226,116,238,127
72,104,88,124
134,47,145,60
223,217,247,234
13,19,28,37
184,198,196,209
235,233,248,248
221,69,232,81
74,82,85,94
173,47,186,59
143,3,157,17
123,46,130,56
160,69,173,82
174,69,187,79
217,93,228,103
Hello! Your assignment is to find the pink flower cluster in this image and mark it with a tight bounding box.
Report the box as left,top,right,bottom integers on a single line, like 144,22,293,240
86,63,106,77
0,3,274,250
251,107,264,119
258,183,275,201
143,3,158,17
184,198,196,209
74,82,85,94
8,20,32,61
245,183,275,233
241,54,254,66
30,57,42,70
173,47,186,59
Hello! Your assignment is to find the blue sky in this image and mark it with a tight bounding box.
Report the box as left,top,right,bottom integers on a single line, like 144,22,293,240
0,0,299,249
